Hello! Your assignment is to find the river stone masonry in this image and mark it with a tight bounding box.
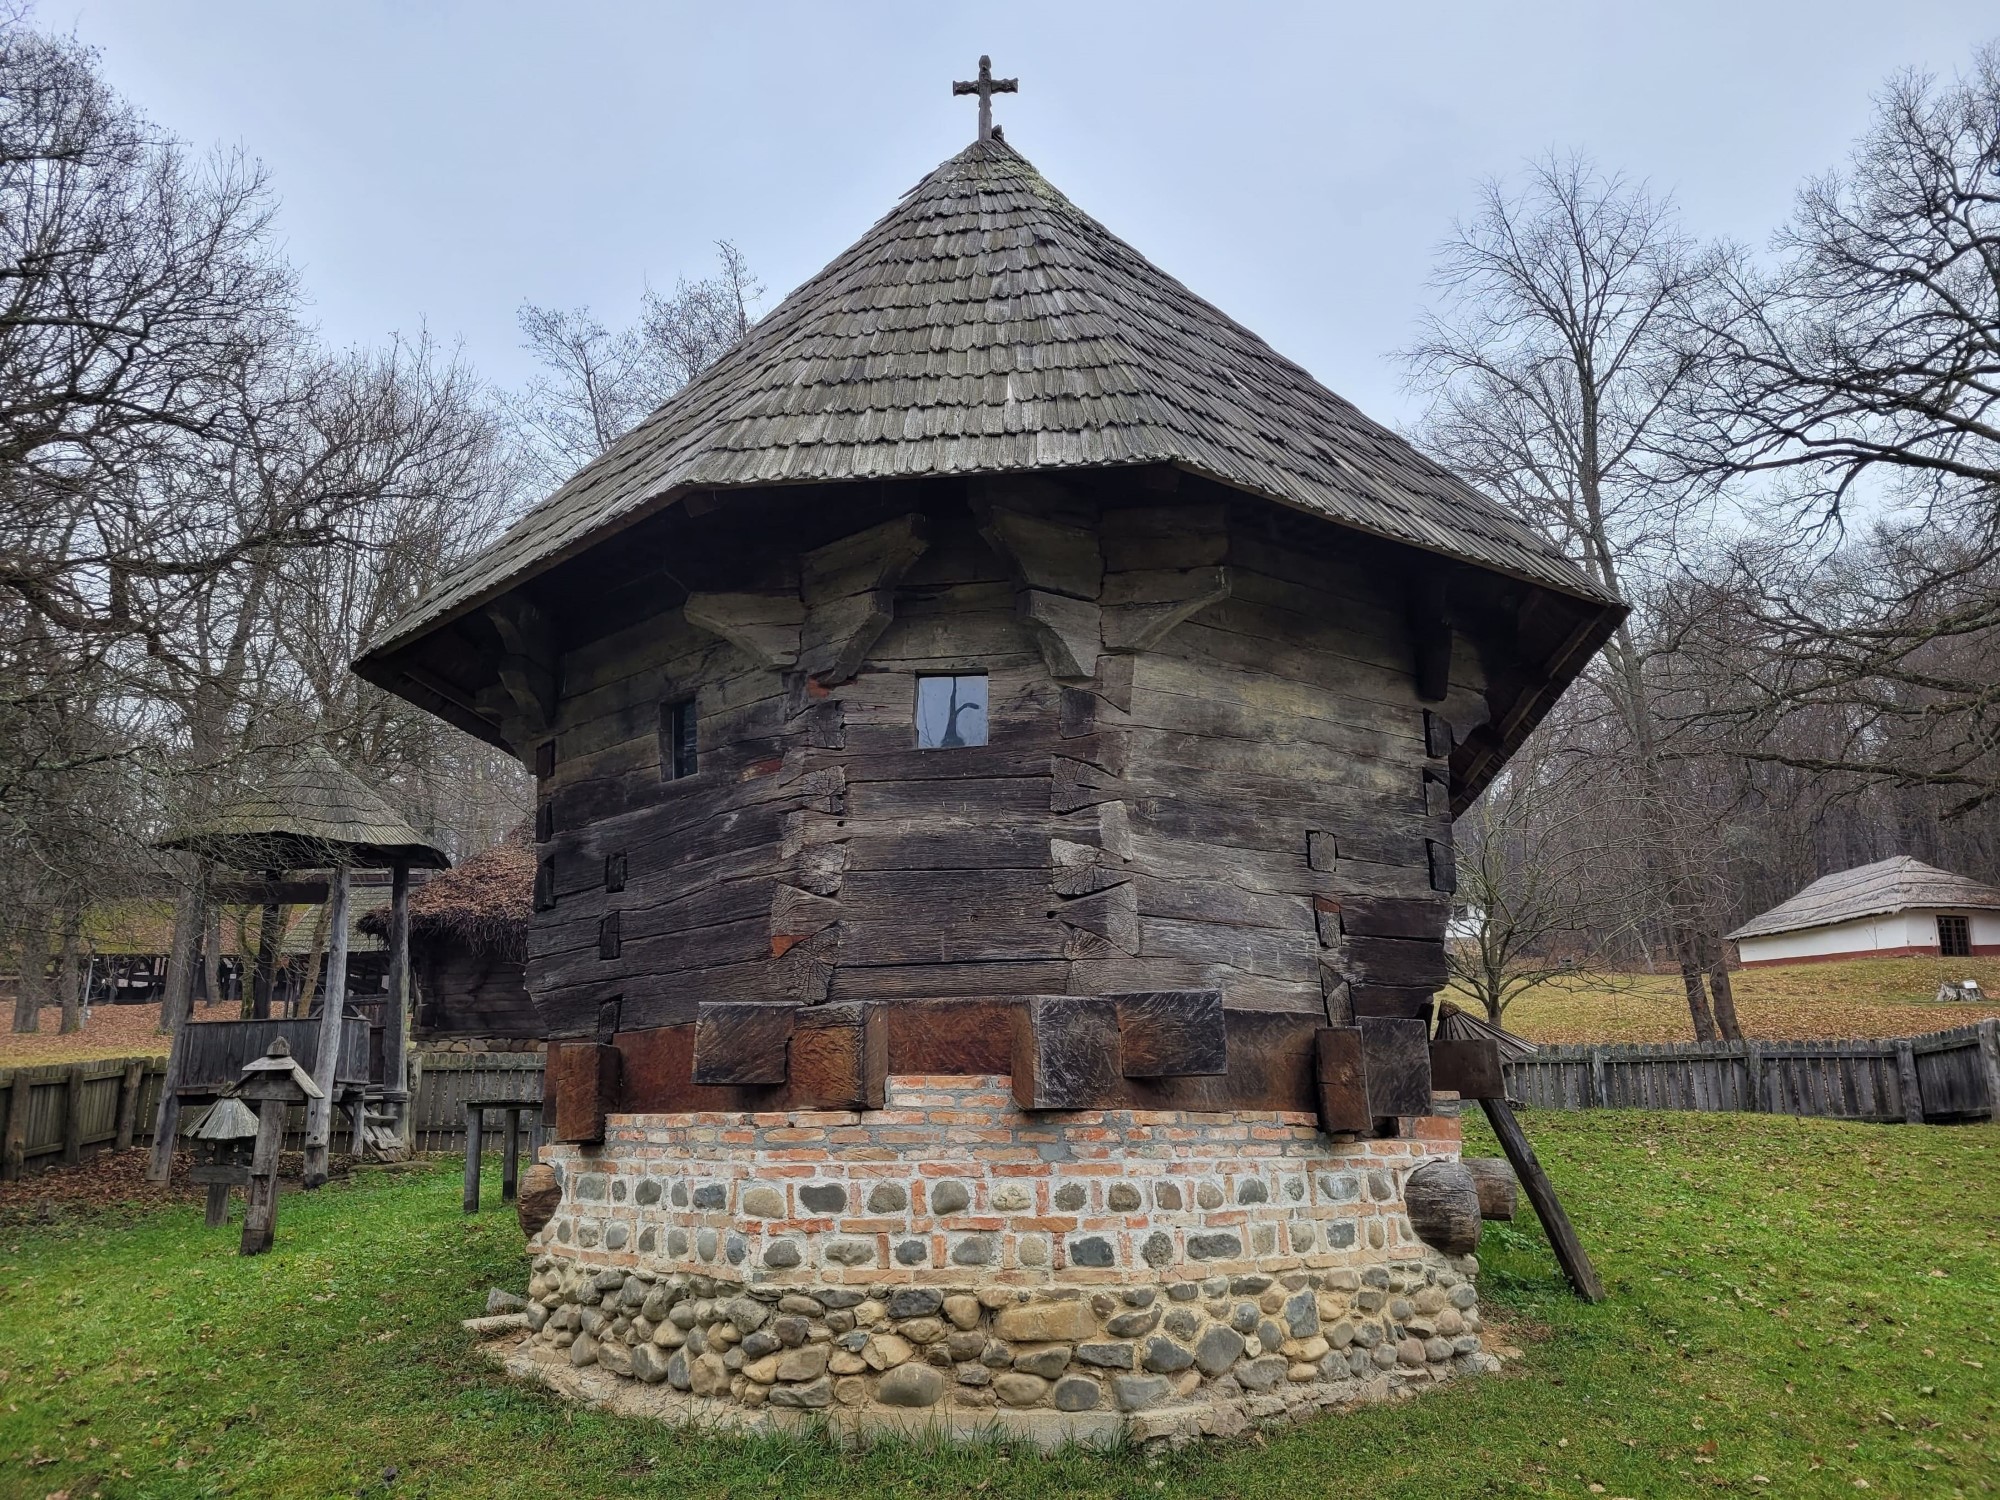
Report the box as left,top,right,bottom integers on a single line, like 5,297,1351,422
500,1076,1497,1446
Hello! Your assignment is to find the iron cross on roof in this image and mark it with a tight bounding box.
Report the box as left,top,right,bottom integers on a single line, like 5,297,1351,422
952,55,1017,142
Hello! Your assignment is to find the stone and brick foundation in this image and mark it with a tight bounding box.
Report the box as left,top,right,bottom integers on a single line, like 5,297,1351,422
495,1076,1494,1446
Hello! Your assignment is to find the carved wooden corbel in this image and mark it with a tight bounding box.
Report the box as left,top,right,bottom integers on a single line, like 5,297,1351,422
798,514,930,684
975,502,1106,683
683,591,805,669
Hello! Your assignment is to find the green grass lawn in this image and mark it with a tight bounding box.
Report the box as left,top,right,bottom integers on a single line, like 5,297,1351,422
2,1112,1994,1500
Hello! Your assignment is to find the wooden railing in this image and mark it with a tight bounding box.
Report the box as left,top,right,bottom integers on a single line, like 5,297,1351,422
1503,1020,2000,1124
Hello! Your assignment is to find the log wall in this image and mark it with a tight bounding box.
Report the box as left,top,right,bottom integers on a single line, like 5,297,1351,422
523,486,1481,1039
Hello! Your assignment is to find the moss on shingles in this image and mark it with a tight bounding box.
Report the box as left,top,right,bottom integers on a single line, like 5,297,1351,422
0,1113,1994,1499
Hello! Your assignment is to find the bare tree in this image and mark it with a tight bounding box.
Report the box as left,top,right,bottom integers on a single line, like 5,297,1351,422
508,242,759,490
1446,752,1642,1023
1404,154,1744,1039
1684,42,2000,811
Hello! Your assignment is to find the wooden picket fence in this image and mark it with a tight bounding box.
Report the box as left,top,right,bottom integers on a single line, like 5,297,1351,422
1504,1020,2000,1124
0,1047,546,1179
407,1051,546,1151
9,1019,1996,1179
0,1057,165,1178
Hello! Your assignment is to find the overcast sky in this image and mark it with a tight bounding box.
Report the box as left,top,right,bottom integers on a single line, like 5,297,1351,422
55,1,2000,430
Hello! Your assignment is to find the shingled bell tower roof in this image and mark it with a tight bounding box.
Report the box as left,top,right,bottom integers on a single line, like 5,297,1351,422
356,138,1624,773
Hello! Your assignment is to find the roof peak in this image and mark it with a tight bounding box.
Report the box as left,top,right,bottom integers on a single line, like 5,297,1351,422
360,131,1621,676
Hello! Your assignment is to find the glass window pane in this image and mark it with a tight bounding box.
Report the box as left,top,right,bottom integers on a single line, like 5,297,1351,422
916,674,988,748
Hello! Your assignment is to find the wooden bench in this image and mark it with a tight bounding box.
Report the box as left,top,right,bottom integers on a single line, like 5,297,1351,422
461,1098,539,1213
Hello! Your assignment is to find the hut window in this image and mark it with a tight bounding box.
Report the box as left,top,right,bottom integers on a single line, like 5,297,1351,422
534,857,556,912
1938,914,1971,957
916,673,988,749
661,697,699,780
604,852,626,893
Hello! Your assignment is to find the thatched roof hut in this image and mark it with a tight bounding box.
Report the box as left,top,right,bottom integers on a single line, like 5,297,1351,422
362,835,537,1042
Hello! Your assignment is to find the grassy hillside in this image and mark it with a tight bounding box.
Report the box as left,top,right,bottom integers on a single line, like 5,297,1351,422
1,1112,1994,1499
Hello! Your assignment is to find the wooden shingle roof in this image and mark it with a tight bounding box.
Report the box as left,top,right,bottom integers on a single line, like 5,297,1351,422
161,746,450,871
1728,856,2000,941
363,138,1616,660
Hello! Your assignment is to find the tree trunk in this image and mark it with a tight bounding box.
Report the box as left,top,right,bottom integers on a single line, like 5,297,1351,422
56,914,85,1035
1706,939,1743,1041
11,917,49,1033
201,905,221,1012
146,857,211,1182
299,900,332,1017
1679,958,1719,1043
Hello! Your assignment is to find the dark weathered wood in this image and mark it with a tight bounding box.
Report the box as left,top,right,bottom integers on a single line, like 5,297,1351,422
1331,895,1449,941
1430,1037,1504,1099
1114,990,1227,1077
1464,1156,1518,1220
691,1002,795,1086
113,1061,145,1151
1,1073,29,1181
239,1096,287,1256
1313,1025,1370,1135
789,1002,888,1109
301,866,351,1191
1343,934,1447,989
501,1105,522,1201
1479,1097,1604,1302
60,1065,85,1167
383,862,412,1141
1895,1040,1924,1124
1350,984,1436,1021
1404,1159,1481,1255
462,1102,484,1213
1011,995,1121,1110
551,1041,621,1143
211,878,330,906
1360,1015,1432,1117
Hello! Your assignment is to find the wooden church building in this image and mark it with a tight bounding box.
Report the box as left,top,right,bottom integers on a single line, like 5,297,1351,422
356,85,1620,1441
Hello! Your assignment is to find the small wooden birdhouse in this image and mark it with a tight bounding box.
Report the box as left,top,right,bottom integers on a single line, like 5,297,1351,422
184,1096,259,1228
235,1036,324,1256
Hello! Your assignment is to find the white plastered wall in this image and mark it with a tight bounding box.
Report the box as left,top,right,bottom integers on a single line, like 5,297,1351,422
1736,908,2000,964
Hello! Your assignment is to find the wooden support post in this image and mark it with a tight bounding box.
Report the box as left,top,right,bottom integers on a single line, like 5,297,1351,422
302,866,351,1189
240,1098,287,1256
1741,1043,1764,1113
407,1052,424,1151
462,1102,484,1214
0,1071,26,1182
251,869,285,1020
347,1095,366,1157
114,1061,145,1150
1478,1097,1605,1303
147,856,211,1182
1974,1020,2000,1122
502,1107,521,1202
1895,1040,1924,1125
383,863,412,1139
204,1181,231,1229
61,1064,85,1166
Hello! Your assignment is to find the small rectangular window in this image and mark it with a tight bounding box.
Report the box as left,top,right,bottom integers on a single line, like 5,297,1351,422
916,673,988,748
1938,914,1971,957
534,857,556,912
661,697,698,780
603,852,626,893
598,911,622,960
